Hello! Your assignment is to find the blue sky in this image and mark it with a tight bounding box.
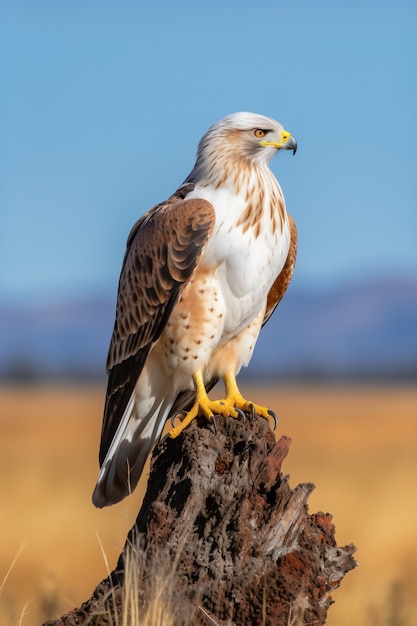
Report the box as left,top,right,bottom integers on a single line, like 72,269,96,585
1,0,416,303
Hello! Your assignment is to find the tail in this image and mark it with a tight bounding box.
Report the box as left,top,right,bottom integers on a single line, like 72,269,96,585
92,390,173,508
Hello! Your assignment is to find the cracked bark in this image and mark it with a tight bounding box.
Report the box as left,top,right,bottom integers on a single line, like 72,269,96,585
44,413,356,626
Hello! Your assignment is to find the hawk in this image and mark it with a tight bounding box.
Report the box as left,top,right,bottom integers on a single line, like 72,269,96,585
92,112,297,508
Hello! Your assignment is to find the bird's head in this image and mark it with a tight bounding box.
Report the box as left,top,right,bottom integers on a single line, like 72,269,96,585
187,112,297,187
201,112,296,161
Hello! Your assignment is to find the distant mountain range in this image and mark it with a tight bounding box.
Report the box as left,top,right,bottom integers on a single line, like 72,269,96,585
1,276,416,382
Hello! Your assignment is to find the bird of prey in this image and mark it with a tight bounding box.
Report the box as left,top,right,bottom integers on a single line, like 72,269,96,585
92,112,297,508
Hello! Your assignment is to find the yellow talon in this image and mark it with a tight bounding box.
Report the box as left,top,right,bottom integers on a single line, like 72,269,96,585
169,403,200,439
169,370,221,439
168,369,278,439
223,372,278,427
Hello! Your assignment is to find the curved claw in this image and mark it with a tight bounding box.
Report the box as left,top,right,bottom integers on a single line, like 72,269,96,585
234,407,247,422
208,415,217,435
249,403,256,422
267,409,278,430
171,410,186,428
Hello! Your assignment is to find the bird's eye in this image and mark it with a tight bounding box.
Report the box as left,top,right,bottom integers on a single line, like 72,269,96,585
254,129,267,138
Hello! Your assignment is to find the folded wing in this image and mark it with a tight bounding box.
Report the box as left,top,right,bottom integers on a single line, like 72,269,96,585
99,193,215,466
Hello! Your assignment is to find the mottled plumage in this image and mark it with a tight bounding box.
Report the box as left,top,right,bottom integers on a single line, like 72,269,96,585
93,112,297,508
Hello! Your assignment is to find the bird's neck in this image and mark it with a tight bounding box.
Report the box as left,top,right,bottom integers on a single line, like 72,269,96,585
184,154,287,236
185,151,273,193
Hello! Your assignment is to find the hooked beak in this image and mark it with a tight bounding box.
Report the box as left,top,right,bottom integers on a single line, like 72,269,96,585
260,129,297,155
281,134,297,155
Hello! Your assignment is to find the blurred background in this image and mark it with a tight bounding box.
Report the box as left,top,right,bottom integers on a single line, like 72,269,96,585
1,0,416,383
0,1,416,625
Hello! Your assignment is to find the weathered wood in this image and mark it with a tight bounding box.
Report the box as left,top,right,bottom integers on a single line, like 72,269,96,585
45,413,356,626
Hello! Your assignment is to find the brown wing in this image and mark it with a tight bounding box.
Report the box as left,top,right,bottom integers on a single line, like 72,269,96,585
99,192,215,464
263,213,298,326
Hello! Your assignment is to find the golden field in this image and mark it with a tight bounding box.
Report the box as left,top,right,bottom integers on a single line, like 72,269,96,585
0,384,416,626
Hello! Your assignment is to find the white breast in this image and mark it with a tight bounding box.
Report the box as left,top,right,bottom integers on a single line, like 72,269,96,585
185,182,290,337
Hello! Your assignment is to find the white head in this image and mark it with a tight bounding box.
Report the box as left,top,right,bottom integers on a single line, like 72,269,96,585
186,112,297,186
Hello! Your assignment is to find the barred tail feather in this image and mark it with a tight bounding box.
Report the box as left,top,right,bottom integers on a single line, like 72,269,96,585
92,393,171,508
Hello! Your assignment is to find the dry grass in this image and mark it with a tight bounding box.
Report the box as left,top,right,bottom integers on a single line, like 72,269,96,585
0,383,416,625
115,534,180,626
88,532,179,626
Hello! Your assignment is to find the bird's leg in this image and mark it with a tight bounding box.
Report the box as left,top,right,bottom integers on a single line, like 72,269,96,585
168,369,278,440
221,371,278,428
169,370,226,439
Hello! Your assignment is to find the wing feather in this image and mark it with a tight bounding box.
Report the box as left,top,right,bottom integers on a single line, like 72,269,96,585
99,191,215,464
263,214,298,326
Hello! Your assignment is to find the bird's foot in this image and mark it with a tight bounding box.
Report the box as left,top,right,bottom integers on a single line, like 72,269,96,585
221,372,278,429
169,369,235,439
169,396,228,439
204,399,247,420
168,371,278,439
225,392,278,430
168,394,277,439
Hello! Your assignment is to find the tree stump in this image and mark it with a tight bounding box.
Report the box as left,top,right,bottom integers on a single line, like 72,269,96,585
45,413,356,626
